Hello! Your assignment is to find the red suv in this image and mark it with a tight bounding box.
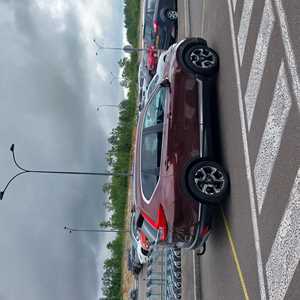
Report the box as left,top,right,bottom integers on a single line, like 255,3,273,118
134,38,229,251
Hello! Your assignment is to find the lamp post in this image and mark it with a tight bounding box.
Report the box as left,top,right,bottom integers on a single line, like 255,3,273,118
96,104,119,111
64,226,128,234
0,144,132,200
93,39,146,55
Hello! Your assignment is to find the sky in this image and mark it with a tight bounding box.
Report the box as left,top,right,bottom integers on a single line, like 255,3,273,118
0,0,126,299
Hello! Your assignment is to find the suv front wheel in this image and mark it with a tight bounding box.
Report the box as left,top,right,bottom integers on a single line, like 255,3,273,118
181,43,219,76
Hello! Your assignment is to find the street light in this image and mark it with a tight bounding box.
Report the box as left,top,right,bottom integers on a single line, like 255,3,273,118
93,39,146,55
64,225,128,234
0,144,132,200
96,104,119,111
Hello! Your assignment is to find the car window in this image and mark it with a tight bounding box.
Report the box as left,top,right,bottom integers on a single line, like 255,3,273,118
147,75,159,98
141,88,166,200
143,88,166,128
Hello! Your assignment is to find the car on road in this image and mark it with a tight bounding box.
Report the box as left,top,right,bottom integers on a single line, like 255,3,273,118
153,0,178,50
127,245,143,276
129,288,138,300
146,45,159,76
133,37,229,251
142,0,156,48
130,211,150,264
143,50,168,107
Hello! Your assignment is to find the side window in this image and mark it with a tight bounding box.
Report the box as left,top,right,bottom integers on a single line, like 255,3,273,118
141,88,166,200
143,88,166,128
147,75,159,98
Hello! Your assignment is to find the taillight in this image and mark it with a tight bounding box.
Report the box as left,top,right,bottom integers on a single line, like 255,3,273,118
200,226,210,238
141,206,168,241
157,206,167,241
153,20,159,33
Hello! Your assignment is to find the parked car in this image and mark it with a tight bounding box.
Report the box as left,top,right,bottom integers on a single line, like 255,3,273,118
129,288,138,300
130,211,151,264
133,38,229,251
146,45,159,76
142,0,156,48
143,50,168,107
127,246,143,276
138,56,152,111
153,0,178,50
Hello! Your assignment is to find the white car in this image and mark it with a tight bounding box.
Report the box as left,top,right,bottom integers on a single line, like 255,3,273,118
143,47,175,106
130,211,150,264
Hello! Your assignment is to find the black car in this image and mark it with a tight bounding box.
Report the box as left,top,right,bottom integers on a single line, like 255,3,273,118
153,0,178,49
142,0,156,48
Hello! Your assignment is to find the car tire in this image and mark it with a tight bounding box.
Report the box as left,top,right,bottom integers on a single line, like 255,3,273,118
165,9,178,21
182,43,219,76
185,160,229,205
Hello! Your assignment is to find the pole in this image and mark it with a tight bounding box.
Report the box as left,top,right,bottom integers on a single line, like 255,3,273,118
64,226,128,234
0,144,132,200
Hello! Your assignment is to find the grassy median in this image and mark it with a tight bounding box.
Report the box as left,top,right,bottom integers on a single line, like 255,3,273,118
100,0,140,299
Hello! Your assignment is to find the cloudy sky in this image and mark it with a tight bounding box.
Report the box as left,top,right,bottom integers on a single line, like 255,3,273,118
0,0,125,299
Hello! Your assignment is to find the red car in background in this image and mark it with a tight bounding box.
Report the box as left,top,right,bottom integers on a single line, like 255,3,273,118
133,38,229,253
146,45,158,76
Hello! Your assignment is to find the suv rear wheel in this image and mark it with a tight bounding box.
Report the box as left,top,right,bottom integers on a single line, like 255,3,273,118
185,160,229,205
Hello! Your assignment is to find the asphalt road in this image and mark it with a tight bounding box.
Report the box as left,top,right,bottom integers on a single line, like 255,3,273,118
179,0,300,300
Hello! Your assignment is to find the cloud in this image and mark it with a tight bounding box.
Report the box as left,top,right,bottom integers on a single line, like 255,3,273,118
0,0,125,299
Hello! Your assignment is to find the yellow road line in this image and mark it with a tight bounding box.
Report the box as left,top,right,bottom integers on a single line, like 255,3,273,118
221,208,250,300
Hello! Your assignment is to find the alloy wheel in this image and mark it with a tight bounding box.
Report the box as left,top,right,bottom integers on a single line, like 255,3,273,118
193,166,225,196
166,10,178,20
189,47,217,69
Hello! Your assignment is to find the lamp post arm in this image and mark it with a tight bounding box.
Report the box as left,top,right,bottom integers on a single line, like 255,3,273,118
11,145,28,172
0,171,27,200
64,226,128,233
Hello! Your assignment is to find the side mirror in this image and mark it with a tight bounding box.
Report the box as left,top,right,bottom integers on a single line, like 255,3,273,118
160,78,171,88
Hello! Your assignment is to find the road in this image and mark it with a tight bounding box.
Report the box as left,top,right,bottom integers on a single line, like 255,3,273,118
179,0,300,300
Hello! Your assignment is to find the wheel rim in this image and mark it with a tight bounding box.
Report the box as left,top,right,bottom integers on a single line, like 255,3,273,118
167,10,178,20
189,48,216,69
193,166,225,196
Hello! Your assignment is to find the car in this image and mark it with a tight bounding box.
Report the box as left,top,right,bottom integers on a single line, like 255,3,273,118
133,37,229,251
138,57,152,111
143,50,169,107
130,211,151,264
153,0,178,50
127,246,143,275
138,54,152,88
146,45,159,76
129,288,138,300
142,0,156,49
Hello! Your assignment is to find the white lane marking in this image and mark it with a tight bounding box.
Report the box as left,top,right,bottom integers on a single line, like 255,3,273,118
227,1,267,299
232,0,238,13
201,0,206,36
237,0,255,64
274,0,300,112
184,0,191,37
266,168,300,300
254,62,292,214
244,0,275,130
193,250,197,300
